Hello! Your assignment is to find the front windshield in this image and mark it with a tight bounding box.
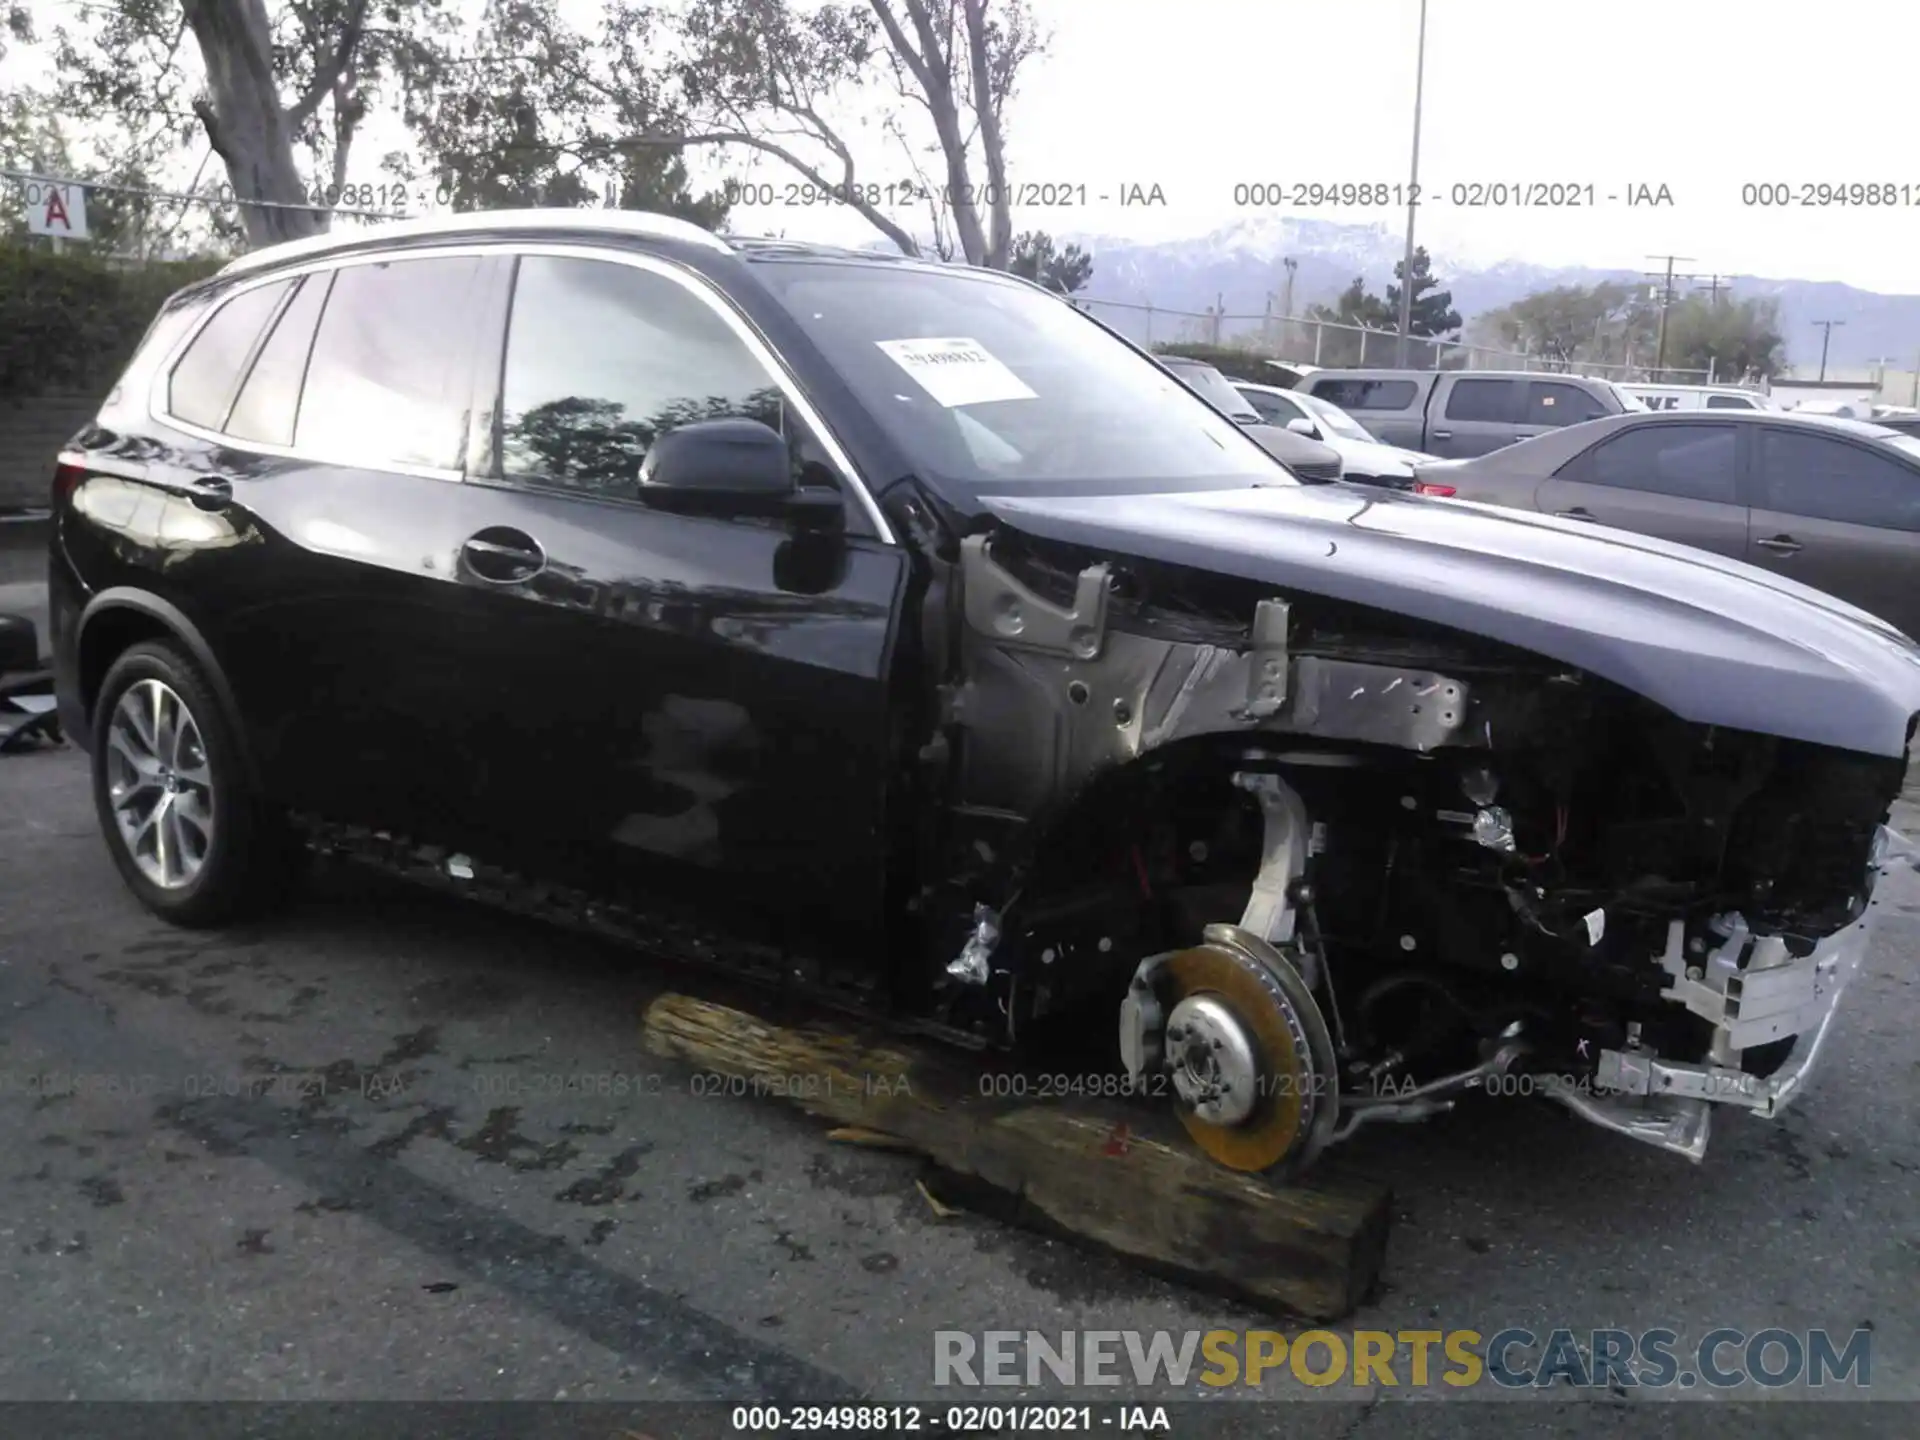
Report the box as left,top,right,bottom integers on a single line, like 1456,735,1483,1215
1297,391,1378,442
756,261,1285,492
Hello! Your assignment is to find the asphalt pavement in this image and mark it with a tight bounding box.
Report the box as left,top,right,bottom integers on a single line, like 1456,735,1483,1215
1,549,1917,1435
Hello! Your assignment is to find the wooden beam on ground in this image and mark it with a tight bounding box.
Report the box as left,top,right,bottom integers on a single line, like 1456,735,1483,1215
642,991,1392,1321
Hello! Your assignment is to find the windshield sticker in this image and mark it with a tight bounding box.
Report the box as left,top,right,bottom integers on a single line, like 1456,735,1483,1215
875,337,1038,407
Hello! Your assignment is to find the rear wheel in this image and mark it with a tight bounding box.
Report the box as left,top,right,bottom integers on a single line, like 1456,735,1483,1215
91,640,303,927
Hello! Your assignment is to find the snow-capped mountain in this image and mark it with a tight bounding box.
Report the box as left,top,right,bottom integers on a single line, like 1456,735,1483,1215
1060,218,1918,372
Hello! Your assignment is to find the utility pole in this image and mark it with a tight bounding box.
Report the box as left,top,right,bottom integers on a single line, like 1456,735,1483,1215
1911,348,1919,408
1644,254,1697,379
1280,257,1298,356
1394,0,1430,368
1811,320,1845,382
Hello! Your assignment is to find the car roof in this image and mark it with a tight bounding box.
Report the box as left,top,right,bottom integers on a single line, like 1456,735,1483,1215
214,208,949,281
1618,409,1898,439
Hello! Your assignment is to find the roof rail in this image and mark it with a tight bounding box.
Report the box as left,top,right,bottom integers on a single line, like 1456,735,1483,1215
218,207,731,277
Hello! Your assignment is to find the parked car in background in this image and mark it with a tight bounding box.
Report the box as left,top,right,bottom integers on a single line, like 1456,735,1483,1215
1414,409,1920,639
1158,356,1344,481
1234,381,1437,490
1294,369,1635,458
1620,383,1781,413
1867,407,1920,438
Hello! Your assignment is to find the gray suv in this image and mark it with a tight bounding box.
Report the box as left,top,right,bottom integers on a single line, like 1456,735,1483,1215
1297,369,1635,458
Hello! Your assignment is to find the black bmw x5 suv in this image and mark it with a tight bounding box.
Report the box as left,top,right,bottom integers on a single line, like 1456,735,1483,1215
47,209,1919,1178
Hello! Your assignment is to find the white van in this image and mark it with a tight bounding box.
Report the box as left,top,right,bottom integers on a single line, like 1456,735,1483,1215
1618,383,1780,413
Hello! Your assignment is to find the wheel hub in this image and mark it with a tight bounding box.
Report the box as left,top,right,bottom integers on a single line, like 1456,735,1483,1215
1120,931,1337,1175
1165,993,1259,1125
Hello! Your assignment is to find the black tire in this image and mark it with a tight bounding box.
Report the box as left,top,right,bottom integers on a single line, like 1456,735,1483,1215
90,639,304,927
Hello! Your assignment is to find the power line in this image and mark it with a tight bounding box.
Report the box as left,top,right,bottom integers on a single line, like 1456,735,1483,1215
2,167,405,221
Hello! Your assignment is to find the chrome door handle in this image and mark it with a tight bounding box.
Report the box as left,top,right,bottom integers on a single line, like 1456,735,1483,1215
461,527,547,583
1553,507,1595,520
1755,535,1802,555
1431,429,1453,440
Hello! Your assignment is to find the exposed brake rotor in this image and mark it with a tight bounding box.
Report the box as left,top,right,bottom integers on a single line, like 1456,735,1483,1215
1122,926,1339,1175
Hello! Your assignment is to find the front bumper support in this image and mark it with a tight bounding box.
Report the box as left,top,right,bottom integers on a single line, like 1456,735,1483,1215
1542,840,1886,1160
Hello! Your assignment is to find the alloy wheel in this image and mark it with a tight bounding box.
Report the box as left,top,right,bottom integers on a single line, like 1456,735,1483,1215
104,678,215,890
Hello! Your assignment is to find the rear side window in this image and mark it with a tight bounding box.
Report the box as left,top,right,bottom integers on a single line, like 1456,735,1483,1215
296,256,484,471
1313,378,1417,411
1566,422,1739,504
1526,381,1608,428
1444,378,1518,422
1705,393,1757,410
166,280,293,431
1242,388,1306,425
226,273,331,446
1755,429,1920,531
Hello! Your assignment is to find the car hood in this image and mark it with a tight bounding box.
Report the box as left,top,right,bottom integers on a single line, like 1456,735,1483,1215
979,483,1920,759
1330,437,1433,473
1244,423,1341,470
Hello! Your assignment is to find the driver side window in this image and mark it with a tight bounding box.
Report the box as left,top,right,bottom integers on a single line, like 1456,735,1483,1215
495,255,836,501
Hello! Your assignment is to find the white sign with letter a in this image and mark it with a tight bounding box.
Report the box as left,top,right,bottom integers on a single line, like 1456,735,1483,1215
22,177,89,240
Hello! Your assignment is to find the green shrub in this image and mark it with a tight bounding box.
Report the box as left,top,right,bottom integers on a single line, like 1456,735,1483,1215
0,246,224,398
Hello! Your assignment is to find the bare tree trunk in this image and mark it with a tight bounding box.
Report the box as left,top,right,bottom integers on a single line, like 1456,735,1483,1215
873,0,989,265
960,0,1011,269
183,0,368,246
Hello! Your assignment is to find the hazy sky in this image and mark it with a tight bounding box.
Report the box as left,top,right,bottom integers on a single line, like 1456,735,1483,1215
11,0,1920,293
710,0,1920,293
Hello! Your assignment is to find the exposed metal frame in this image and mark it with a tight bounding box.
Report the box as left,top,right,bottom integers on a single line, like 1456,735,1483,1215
150,240,897,543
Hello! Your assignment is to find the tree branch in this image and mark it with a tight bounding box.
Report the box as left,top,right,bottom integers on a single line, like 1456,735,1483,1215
288,0,370,127
666,130,920,255
190,96,234,163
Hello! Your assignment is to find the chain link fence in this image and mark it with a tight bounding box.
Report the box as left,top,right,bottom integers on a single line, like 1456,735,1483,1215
1073,295,1714,383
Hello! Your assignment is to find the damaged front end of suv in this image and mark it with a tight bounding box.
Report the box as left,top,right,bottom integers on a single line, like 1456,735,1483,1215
910,487,1917,1178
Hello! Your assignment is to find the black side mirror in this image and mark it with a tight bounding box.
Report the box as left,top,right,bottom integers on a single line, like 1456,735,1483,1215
639,418,795,511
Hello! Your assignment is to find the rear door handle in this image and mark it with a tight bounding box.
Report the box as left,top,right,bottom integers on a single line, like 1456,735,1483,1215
1755,535,1803,555
1553,507,1595,520
1430,429,1453,440
461,526,547,584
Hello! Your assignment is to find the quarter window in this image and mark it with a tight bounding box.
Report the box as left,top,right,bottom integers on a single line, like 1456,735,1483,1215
226,273,330,446
1444,378,1518,423
1566,422,1739,504
167,280,292,431
1312,378,1418,411
1705,394,1757,410
496,255,820,498
295,256,483,471
1755,429,1920,531
1526,381,1607,427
